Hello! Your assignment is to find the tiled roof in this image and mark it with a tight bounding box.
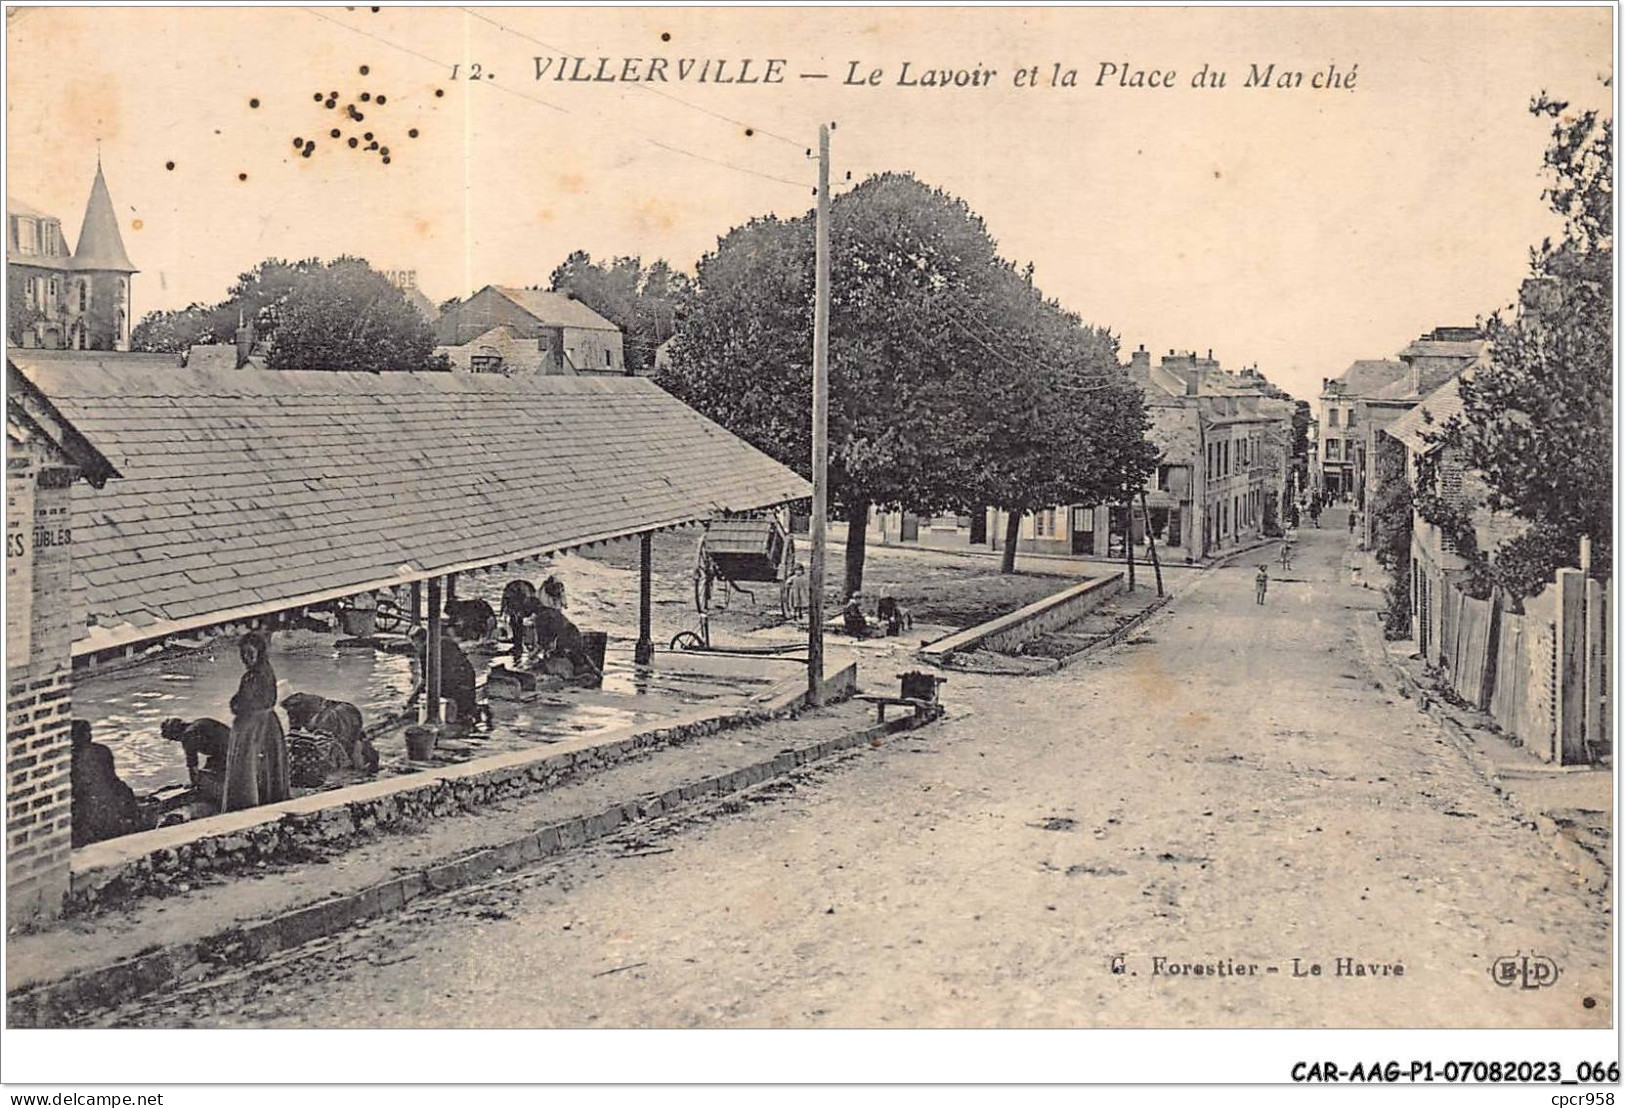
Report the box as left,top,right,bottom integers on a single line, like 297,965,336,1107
494,287,619,332
1330,359,1409,398
8,352,810,654
8,197,51,219
1385,375,1465,455
1398,339,1485,360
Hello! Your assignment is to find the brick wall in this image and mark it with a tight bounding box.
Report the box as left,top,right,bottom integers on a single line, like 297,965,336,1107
6,445,81,932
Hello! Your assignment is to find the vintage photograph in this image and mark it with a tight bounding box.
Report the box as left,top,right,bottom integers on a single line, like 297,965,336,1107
1,0,1616,1076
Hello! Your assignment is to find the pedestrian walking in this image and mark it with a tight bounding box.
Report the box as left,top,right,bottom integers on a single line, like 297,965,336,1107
1348,509,1358,535
1255,564,1270,606
1279,540,1293,572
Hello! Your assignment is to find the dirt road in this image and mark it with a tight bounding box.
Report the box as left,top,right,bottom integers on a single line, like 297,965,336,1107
106,516,1611,1028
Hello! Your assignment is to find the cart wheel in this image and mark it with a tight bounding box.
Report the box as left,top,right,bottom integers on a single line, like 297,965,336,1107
373,600,406,633
670,630,705,651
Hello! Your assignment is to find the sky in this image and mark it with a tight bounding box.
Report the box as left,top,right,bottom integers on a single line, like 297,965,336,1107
5,5,1613,403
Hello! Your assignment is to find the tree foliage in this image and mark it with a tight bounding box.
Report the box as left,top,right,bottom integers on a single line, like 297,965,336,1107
663,174,1011,593
132,256,447,371
1432,89,1612,598
956,267,1156,571
548,252,688,375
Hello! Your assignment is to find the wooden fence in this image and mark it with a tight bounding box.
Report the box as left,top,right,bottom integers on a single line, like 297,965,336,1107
1437,569,1607,765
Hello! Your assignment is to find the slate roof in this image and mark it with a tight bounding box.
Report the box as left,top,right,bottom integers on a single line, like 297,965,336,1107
71,164,137,272
8,352,810,654
1329,359,1409,398
1385,375,1466,455
494,287,620,332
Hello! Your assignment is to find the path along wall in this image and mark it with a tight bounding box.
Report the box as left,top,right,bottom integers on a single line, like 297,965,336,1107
1437,568,1607,766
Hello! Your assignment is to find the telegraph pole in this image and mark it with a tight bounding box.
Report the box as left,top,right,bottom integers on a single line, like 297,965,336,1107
807,123,831,706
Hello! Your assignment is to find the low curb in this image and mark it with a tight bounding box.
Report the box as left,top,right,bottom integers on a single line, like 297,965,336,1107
933,535,1276,676
7,705,941,1028
1352,608,1610,894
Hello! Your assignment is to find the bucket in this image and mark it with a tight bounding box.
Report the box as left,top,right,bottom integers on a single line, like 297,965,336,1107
339,607,377,637
404,725,437,761
580,631,609,687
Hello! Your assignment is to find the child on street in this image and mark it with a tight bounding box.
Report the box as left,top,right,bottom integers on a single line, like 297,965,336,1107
1255,564,1270,606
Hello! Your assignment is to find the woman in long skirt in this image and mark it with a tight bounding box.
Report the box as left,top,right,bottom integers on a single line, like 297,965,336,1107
222,630,291,811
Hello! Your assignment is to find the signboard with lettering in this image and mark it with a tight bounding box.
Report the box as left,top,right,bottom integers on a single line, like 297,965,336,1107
6,455,36,663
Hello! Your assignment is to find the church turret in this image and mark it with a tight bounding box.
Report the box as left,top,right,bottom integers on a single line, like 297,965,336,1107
70,162,137,351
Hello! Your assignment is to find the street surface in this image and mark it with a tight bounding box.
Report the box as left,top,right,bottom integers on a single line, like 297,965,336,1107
107,515,1611,1028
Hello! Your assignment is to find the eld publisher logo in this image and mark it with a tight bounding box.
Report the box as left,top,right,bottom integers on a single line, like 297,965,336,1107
1490,952,1561,990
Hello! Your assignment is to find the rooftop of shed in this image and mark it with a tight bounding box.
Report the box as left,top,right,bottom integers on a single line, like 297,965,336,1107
8,352,810,654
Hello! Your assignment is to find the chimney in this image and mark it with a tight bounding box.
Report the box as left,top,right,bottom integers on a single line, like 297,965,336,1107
1185,373,1199,397
1130,346,1151,372
235,309,254,370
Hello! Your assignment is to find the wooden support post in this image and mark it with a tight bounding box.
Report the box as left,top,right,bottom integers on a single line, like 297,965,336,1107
1140,490,1164,597
1123,504,1136,592
410,580,422,623
1555,568,1585,765
807,123,830,707
426,576,443,725
1586,576,1606,760
446,572,457,603
635,531,654,665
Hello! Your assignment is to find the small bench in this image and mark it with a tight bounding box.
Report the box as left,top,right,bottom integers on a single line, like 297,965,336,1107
855,694,939,723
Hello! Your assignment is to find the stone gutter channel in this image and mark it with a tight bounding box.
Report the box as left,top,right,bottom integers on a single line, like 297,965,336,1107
919,535,1281,676
8,663,959,1027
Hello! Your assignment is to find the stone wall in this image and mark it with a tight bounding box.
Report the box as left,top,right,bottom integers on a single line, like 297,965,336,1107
919,574,1124,662
65,662,858,913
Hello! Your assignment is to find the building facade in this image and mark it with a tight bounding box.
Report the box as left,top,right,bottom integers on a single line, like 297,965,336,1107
7,164,138,353
980,347,1294,563
435,285,625,375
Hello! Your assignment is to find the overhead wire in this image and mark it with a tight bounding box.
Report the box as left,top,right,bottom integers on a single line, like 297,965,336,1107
302,7,813,192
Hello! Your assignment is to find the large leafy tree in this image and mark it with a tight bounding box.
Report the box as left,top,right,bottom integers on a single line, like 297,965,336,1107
549,252,688,375
956,266,1156,572
1433,90,1612,598
266,257,446,371
661,173,1006,595
132,256,446,371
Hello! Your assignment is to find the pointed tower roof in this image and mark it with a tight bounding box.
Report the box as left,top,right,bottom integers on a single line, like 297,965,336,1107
71,163,137,272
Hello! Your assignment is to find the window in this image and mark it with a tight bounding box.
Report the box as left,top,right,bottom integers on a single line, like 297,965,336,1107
48,278,58,300
16,217,39,254
1327,409,1339,428
469,353,504,373
1156,464,1171,491
604,349,612,367
1346,408,1357,429
1075,507,1094,533
78,282,87,312
1324,439,1340,461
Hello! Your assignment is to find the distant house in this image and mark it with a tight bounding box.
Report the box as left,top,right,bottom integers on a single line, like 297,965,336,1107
382,268,439,325
1319,326,1486,504
7,162,138,352
651,336,675,376
980,346,1294,563
434,285,624,375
